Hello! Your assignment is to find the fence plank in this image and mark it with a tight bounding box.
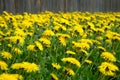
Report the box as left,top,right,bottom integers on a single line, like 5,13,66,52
0,0,4,14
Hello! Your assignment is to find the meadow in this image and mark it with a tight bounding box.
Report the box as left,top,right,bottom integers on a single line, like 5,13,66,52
0,11,120,80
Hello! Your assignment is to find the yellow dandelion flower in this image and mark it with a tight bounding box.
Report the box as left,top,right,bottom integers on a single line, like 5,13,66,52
39,37,51,47
11,62,40,73
73,26,84,36
58,37,66,46
101,52,116,62
92,40,101,45
61,57,81,67
96,36,103,41
98,62,119,76
1,51,12,59
87,22,95,30
85,60,92,64
72,41,90,50
0,73,23,80
80,49,89,56
22,62,39,73
105,39,112,44
52,63,61,70
11,63,23,70
14,28,26,37
78,39,93,45
66,50,76,55
13,47,22,54
27,44,36,51
9,36,25,45
50,73,58,80
56,33,70,39
42,29,54,36
97,46,106,52
64,67,75,76
0,61,8,70
7,44,12,48
35,41,43,51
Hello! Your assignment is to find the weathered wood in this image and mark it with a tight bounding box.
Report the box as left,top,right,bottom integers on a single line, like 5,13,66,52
0,0,120,14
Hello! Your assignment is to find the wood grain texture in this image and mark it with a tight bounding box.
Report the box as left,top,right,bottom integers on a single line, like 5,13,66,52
0,0,120,14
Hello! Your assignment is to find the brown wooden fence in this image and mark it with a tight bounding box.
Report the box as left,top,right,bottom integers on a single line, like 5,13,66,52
0,0,120,14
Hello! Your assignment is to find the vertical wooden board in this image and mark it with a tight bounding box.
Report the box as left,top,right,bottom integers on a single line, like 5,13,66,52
67,0,74,12
78,0,85,11
15,0,23,13
66,0,71,12
55,0,59,12
104,0,107,12
102,0,106,12
59,0,64,12
40,0,43,12
0,0,4,14
74,0,78,11
40,0,46,12
89,0,95,12
14,0,18,13
117,0,120,11
31,0,35,13
85,0,90,12
51,0,54,11
109,0,112,12
11,0,15,14
95,0,99,12
102,0,105,12
84,0,87,11
22,0,27,12
96,0,103,12
77,0,81,11
64,0,67,12
33,0,41,13
53,0,58,12
20,0,24,13
26,0,32,13
112,0,117,12
48,0,51,11
4,0,10,12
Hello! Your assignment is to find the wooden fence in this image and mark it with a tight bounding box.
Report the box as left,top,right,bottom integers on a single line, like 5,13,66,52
0,0,120,14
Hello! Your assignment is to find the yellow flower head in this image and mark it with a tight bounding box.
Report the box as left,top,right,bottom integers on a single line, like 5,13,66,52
97,46,106,52
101,52,116,62
64,67,75,76
66,50,76,55
58,37,66,46
9,36,25,45
1,51,12,59
22,62,39,73
85,60,92,64
0,61,8,70
79,49,89,56
11,63,23,70
72,41,90,50
98,62,119,76
13,47,22,54
39,37,51,47
27,44,36,51
61,57,81,67
35,41,43,51
42,29,54,36
50,73,58,80
52,63,61,70
105,39,112,44
11,62,40,73
0,73,23,80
